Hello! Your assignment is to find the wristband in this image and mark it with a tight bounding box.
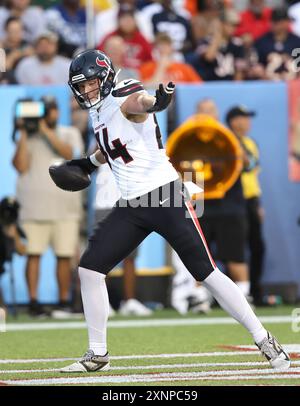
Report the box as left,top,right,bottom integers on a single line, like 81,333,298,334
89,153,101,167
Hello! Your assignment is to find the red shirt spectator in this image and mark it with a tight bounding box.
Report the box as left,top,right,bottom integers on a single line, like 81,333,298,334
97,5,152,70
235,0,272,41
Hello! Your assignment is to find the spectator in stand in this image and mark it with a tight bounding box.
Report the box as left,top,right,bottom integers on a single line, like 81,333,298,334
234,1,272,80
15,31,70,85
95,0,154,46
103,35,140,80
254,7,300,80
235,0,273,43
97,5,152,70
187,8,247,81
140,32,201,87
0,0,46,43
191,0,224,44
95,0,192,46
0,16,34,83
151,0,195,57
45,0,87,58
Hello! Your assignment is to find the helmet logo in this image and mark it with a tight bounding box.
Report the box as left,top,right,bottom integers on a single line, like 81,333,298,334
96,57,109,69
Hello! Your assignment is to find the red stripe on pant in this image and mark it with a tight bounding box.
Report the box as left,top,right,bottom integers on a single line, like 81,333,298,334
185,200,217,269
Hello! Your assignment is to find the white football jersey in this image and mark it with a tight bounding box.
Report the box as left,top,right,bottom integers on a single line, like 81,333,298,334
89,79,179,200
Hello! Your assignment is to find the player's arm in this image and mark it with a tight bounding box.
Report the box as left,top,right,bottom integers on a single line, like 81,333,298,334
121,92,156,116
94,149,107,164
66,149,106,174
121,82,176,117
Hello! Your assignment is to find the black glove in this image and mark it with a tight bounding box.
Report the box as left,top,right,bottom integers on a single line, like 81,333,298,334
66,157,98,175
146,82,175,113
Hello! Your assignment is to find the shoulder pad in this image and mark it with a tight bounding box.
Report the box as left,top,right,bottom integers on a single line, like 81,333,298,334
112,79,145,98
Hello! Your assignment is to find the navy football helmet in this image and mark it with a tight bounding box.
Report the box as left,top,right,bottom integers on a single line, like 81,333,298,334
68,49,116,109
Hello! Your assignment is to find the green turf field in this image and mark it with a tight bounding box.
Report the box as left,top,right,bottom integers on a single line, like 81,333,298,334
0,306,299,386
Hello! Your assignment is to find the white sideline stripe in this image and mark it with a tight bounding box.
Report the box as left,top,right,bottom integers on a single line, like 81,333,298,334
4,375,300,384
3,367,300,385
196,375,300,381
4,315,293,331
2,361,300,375
234,344,300,352
0,362,273,374
0,351,262,365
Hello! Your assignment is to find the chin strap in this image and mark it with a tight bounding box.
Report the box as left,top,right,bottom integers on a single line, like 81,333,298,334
114,69,121,86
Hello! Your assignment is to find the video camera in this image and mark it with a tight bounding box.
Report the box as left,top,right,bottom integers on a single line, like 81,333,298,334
12,96,58,141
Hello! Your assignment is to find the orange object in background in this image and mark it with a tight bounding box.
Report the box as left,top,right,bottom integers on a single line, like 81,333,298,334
185,0,197,16
140,61,202,84
167,114,243,199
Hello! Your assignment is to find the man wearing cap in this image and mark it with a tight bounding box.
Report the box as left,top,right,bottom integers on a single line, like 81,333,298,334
226,106,265,305
12,96,84,317
254,7,300,80
15,31,70,85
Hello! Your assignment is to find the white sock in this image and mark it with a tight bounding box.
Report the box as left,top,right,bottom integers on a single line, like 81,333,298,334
203,269,267,344
236,281,250,297
78,267,109,356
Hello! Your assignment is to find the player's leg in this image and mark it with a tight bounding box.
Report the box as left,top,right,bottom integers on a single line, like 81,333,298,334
190,203,289,368
152,182,290,369
94,208,118,317
119,249,152,316
60,205,150,373
123,255,136,301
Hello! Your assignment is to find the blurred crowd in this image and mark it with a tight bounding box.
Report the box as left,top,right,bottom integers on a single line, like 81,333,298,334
1,0,300,85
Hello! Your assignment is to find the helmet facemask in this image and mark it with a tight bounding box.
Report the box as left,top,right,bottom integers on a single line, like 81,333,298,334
71,77,102,109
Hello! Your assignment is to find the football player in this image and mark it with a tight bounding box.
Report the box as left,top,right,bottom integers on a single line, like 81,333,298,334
60,49,290,372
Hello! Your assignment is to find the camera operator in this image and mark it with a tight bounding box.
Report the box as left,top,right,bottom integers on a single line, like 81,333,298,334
12,96,84,317
0,197,26,310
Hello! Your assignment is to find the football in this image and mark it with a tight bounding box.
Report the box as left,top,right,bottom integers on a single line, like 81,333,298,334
49,161,91,192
